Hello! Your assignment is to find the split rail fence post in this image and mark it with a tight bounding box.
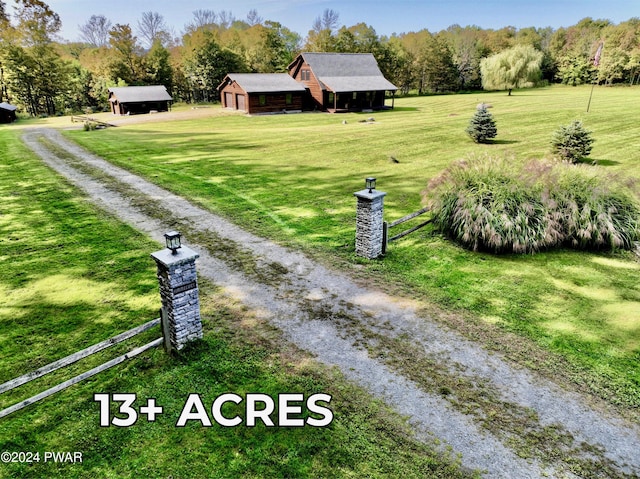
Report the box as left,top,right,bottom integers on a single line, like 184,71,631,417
151,241,203,352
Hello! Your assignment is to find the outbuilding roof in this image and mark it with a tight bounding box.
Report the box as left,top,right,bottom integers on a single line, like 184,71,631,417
292,53,397,92
108,85,172,103
0,102,18,111
219,74,307,93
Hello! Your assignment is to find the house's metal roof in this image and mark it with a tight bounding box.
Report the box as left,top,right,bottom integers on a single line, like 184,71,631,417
297,53,397,92
0,102,18,112
108,86,172,103
221,74,307,93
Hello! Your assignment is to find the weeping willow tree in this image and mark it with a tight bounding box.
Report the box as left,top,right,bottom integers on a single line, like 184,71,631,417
480,45,543,95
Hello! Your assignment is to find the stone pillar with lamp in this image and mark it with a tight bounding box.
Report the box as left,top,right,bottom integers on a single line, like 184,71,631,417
150,231,203,352
354,177,386,259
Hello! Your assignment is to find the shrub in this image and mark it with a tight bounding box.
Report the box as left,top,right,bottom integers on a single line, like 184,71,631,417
466,106,497,144
551,120,594,163
83,121,97,131
423,155,640,253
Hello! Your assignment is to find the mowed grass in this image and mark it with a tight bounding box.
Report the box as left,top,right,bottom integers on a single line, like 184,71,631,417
0,129,160,394
0,128,471,478
58,84,640,408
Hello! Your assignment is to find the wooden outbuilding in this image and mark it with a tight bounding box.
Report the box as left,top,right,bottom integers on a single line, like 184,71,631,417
218,73,307,114
0,102,18,123
108,85,172,115
288,52,397,112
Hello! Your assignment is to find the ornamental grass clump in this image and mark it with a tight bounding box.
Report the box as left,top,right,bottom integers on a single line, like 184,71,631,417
552,164,640,249
423,155,640,254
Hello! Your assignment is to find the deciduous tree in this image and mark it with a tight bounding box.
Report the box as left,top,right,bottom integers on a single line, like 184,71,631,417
14,0,61,46
79,14,111,47
306,9,340,52
108,23,144,84
137,11,170,48
183,32,245,101
480,44,543,94
246,9,262,27
0,0,7,23
1,0,71,115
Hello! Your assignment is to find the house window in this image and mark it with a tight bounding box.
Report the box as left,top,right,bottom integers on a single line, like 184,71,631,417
286,94,293,105
328,92,335,104
353,92,357,100
259,95,266,106
301,69,310,81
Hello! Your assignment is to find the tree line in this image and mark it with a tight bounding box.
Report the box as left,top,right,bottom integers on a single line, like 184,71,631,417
1,0,639,116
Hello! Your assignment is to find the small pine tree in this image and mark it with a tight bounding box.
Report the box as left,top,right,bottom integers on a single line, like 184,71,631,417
551,120,594,163
466,106,497,144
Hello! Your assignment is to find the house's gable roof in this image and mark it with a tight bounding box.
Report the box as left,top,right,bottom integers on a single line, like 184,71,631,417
219,73,307,93
292,53,397,92
108,85,172,103
0,102,18,112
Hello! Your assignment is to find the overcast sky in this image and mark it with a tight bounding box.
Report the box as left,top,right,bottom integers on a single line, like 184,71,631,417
41,0,640,42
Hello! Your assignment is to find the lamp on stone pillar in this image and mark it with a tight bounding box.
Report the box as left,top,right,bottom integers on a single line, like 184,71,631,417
164,231,182,254
365,177,376,193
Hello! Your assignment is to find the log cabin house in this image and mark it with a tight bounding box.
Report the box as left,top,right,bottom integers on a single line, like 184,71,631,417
288,52,397,112
218,73,307,114
217,53,397,114
108,85,172,115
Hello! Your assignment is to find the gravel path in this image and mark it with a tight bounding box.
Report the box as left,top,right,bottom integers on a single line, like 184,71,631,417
22,128,640,478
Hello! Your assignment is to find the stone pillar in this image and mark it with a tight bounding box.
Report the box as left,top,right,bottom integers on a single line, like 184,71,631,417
354,188,387,259
150,245,203,352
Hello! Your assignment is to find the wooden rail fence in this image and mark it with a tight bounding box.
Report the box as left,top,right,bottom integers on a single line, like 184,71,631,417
70,115,118,128
382,206,432,254
0,318,162,419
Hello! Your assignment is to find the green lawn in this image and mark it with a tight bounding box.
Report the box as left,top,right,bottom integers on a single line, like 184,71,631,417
57,84,640,409
0,128,471,478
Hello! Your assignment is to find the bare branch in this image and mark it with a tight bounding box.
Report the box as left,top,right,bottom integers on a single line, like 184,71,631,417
78,14,112,47
217,10,235,30
137,11,169,48
192,9,216,28
321,9,340,33
246,9,263,26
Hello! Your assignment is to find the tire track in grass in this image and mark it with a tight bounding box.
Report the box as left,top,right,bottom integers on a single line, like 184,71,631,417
22,128,640,478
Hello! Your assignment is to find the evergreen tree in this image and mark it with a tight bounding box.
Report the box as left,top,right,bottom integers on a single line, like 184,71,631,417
466,106,497,143
421,34,459,92
551,120,594,162
145,39,173,89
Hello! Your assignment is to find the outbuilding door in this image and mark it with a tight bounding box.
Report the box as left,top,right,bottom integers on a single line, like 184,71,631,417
236,94,246,111
224,92,233,109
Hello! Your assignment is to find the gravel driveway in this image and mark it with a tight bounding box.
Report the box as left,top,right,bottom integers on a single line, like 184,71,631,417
22,128,640,479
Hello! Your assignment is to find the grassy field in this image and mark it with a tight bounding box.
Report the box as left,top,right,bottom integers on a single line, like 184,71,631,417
55,84,640,410
0,128,472,478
